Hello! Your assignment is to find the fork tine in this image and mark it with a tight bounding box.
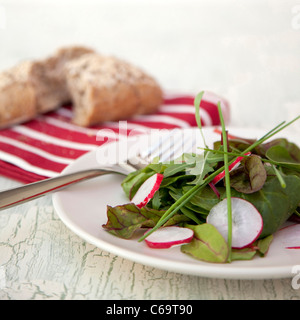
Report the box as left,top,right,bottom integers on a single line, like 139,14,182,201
146,129,198,164
140,131,171,160
128,129,198,169
162,130,198,163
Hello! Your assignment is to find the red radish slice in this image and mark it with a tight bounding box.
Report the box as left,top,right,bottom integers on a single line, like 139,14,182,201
131,173,164,208
212,152,251,185
144,226,194,249
207,197,263,249
274,224,300,249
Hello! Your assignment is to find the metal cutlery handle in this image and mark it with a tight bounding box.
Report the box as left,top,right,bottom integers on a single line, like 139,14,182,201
0,169,116,211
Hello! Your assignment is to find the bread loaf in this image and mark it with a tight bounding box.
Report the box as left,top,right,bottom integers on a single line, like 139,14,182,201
0,46,94,128
0,61,36,128
65,53,163,126
31,46,94,113
0,46,162,128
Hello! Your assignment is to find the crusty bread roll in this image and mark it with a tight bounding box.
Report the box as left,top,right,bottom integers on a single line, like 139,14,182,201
65,53,163,126
0,46,163,128
0,61,36,128
0,46,94,128
31,46,95,114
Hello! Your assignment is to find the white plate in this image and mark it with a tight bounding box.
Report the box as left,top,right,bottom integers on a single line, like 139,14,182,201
52,127,300,279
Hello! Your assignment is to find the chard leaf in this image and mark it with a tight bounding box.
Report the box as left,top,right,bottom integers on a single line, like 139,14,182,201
231,174,300,238
128,172,155,200
256,138,300,160
231,248,257,261
231,235,273,261
256,234,273,256
214,138,254,153
121,171,146,198
266,145,300,171
181,224,228,263
230,155,267,194
103,203,190,239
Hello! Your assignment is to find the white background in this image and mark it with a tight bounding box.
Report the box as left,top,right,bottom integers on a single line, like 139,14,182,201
0,0,299,129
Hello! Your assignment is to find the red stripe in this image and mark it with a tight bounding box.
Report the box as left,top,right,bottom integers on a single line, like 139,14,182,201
199,101,220,125
156,111,198,126
0,160,47,183
126,120,185,130
0,129,86,159
43,112,140,137
24,119,101,145
0,141,67,173
163,96,221,125
164,96,194,105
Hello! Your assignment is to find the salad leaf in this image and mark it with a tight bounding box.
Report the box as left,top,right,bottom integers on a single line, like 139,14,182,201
230,173,300,238
231,247,257,261
229,155,267,194
181,223,229,263
102,203,190,239
256,138,300,160
231,235,273,261
266,145,300,171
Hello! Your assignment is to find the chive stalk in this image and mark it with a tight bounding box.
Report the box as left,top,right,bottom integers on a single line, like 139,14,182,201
217,102,232,262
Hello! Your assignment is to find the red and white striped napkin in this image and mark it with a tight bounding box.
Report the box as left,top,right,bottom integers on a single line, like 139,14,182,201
0,91,230,184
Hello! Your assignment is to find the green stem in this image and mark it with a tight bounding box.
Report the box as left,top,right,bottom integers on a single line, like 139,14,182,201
194,91,208,149
217,102,232,262
199,147,251,158
272,165,286,188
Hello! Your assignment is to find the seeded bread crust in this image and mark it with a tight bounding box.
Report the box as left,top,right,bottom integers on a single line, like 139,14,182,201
31,46,94,113
65,53,163,126
0,61,36,128
0,46,94,129
0,46,162,128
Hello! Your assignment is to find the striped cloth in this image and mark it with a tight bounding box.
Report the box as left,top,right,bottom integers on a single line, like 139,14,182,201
0,91,230,183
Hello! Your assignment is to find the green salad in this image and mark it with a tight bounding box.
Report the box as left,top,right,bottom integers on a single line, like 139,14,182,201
103,92,300,263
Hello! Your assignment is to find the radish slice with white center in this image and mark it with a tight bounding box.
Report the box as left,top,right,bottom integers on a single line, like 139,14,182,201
212,152,251,185
144,226,194,249
207,197,263,249
131,173,164,208
274,224,300,249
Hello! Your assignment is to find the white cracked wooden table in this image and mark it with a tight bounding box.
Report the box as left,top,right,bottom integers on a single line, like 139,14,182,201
0,177,300,300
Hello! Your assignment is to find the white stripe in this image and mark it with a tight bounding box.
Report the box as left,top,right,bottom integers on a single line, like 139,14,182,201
102,120,152,133
55,107,73,118
202,91,230,124
131,114,191,128
0,150,59,177
54,109,145,135
11,126,98,151
152,106,212,126
159,105,196,114
41,116,106,136
0,135,74,165
197,108,212,126
163,91,229,124
162,91,192,100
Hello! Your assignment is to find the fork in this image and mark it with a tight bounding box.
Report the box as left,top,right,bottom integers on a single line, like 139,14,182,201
0,130,197,211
